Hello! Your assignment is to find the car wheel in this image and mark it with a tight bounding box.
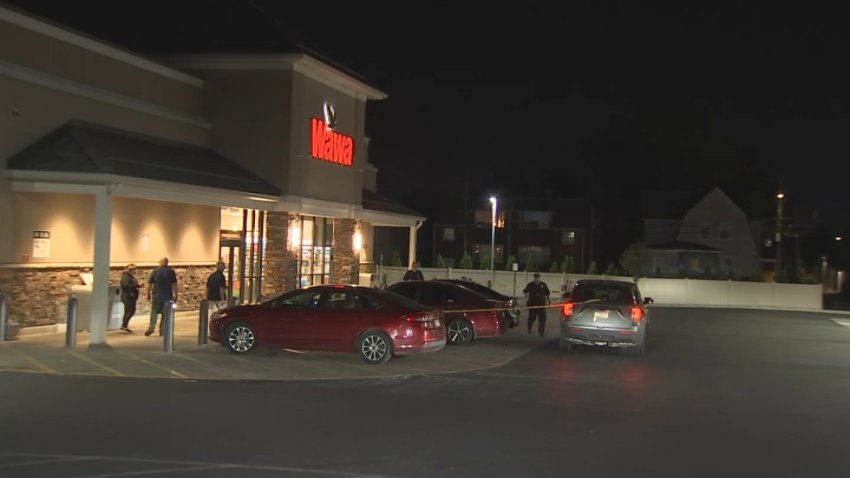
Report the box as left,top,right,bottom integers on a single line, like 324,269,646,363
559,337,572,352
224,322,256,354
447,318,473,345
358,330,392,365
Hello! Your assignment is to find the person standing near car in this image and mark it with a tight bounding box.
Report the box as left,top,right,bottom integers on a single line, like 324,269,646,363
403,261,424,281
146,257,177,336
206,260,228,310
523,272,551,337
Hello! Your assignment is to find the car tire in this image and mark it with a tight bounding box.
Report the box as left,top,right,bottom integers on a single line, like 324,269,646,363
559,337,572,352
446,318,473,345
357,330,392,365
224,322,256,354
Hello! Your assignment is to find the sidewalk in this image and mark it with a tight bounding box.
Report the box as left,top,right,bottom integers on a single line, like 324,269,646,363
0,310,561,381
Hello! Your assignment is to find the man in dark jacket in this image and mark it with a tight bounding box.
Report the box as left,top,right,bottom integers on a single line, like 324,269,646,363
523,272,551,337
206,261,227,309
145,257,177,336
403,261,424,281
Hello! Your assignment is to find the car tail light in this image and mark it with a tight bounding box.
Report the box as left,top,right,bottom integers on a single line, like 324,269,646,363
403,313,427,322
562,302,575,317
630,306,644,323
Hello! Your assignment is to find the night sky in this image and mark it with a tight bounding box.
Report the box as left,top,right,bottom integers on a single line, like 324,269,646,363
5,1,850,241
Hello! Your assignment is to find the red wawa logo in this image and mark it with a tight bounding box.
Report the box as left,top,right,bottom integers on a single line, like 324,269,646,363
311,117,354,167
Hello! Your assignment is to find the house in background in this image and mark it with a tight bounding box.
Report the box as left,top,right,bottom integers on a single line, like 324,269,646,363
642,188,763,279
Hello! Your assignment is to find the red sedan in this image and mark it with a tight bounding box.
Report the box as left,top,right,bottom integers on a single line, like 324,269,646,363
208,285,446,364
385,280,506,345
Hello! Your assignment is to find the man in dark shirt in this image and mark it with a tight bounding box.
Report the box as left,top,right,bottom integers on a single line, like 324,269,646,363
145,257,178,336
403,261,424,281
522,272,551,337
206,261,227,309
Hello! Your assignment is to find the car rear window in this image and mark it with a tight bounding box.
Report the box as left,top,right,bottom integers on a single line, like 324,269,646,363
570,284,635,304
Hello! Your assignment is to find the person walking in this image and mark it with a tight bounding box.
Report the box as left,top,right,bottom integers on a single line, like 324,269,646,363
403,261,424,281
523,272,551,337
119,263,141,333
206,260,228,310
145,257,177,336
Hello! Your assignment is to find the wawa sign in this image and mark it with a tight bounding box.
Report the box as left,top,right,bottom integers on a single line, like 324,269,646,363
310,117,353,166
310,103,354,167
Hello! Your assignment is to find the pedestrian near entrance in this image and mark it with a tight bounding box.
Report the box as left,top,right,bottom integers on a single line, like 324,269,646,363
403,261,424,281
523,272,551,337
206,261,228,310
146,257,178,336
119,263,141,333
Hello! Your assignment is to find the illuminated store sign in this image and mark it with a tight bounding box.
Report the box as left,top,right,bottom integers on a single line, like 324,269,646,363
310,117,354,167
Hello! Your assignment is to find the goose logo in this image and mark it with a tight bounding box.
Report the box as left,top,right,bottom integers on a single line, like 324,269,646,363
323,101,337,129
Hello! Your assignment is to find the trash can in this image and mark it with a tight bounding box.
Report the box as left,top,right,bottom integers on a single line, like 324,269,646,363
71,285,124,331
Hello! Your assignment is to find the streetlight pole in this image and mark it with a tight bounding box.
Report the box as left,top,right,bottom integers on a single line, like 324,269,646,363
489,196,497,289
775,192,784,281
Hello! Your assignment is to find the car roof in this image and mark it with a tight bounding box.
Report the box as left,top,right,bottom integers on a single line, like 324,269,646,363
573,279,637,288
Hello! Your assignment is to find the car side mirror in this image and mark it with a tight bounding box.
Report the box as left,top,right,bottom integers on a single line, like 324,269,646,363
644,297,654,305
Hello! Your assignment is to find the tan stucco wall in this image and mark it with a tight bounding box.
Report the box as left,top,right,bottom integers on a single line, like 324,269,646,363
200,69,292,193
288,71,364,204
0,17,204,116
7,193,219,264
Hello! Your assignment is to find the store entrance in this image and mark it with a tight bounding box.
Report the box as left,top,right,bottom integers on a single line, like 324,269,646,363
219,237,242,303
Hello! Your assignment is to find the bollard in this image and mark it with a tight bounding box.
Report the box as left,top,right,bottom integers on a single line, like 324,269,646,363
0,293,8,342
163,300,175,353
198,300,209,346
65,296,78,347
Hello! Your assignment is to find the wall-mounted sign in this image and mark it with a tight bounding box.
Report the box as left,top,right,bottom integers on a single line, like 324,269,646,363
311,117,354,167
32,230,50,258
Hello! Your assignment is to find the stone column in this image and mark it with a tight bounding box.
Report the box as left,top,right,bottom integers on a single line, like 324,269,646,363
332,218,358,284
264,212,289,296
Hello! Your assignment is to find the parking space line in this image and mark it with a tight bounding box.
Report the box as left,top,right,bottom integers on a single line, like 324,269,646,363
0,456,95,468
69,351,125,376
3,344,55,373
114,350,187,379
231,355,298,378
831,319,850,328
77,464,237,477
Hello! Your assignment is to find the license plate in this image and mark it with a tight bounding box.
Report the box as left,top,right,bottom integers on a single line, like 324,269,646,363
434,319,441,327
594,310,609,319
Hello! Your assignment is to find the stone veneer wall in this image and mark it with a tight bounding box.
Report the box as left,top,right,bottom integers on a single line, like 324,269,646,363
263,211,298,297
0,264,216,328
332,218,359,284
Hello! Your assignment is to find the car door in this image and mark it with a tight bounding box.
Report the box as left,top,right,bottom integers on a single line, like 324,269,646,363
267,289,323,349
312,290,365,352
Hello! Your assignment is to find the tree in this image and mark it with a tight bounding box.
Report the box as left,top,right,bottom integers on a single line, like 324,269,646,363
458,252,473,269
605,262,619,275
619,241,648,279
504,255,517,271
561,256,574,273
436,254,447,269
586,261,598,274
479,255,491,270
390,249,402,267
524,253,538,273
549,260,560,273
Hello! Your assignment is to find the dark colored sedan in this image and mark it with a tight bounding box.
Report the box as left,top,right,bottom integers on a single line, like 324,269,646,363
559,279,653,356
385,280,507,345
433,279,520,330
208,285,446,364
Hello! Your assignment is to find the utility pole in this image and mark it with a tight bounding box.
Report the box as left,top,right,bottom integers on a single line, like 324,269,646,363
775,190,784,281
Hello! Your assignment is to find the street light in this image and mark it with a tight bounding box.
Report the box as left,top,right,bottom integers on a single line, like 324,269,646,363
489,196,497,288
775,192,784,281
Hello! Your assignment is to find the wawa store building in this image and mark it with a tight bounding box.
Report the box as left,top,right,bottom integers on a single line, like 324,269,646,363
0,5,424,343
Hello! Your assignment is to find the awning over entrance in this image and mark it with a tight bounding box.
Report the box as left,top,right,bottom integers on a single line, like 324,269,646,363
6,119,280,198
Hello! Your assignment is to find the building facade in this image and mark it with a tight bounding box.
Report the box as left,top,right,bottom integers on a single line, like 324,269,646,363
0,4,423,341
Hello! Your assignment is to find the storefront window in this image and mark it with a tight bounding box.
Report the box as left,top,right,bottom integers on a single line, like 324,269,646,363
297,216,333,288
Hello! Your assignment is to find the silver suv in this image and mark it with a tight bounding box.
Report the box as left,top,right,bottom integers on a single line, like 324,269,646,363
559,279,653,356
